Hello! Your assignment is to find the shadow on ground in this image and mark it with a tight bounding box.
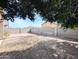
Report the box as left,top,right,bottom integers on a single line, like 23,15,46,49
0,40,78,59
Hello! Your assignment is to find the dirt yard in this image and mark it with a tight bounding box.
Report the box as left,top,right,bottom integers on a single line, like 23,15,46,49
0,33,78,59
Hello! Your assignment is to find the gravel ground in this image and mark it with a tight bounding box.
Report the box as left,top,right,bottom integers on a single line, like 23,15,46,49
0,33,78,59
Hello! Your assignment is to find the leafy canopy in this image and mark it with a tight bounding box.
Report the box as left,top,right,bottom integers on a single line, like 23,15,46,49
0,0,78,29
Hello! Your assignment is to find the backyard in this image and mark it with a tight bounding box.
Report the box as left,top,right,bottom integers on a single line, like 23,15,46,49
0,33,78,59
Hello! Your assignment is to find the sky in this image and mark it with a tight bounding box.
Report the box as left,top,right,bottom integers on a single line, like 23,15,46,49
8,14,45,28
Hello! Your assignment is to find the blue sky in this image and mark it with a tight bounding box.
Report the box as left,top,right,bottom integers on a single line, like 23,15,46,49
9,14,45,28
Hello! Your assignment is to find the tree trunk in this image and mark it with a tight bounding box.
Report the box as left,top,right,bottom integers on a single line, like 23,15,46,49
0,20,3,40
0,13,3,40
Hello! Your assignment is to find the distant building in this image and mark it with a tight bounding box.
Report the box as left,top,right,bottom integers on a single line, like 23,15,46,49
42,22,59,28
3,20,9,28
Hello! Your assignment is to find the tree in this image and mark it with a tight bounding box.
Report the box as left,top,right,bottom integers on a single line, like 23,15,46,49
0,0,78,29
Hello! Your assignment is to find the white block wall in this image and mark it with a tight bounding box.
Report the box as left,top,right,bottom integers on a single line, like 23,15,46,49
30,27,78,39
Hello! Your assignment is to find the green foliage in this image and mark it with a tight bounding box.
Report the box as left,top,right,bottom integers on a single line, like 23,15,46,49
4,32,10,38
0,0,78,29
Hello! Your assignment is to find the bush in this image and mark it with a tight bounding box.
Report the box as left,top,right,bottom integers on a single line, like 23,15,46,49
4,32,10,38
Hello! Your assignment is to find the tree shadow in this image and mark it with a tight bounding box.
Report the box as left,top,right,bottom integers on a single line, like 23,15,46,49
0,40,78,59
